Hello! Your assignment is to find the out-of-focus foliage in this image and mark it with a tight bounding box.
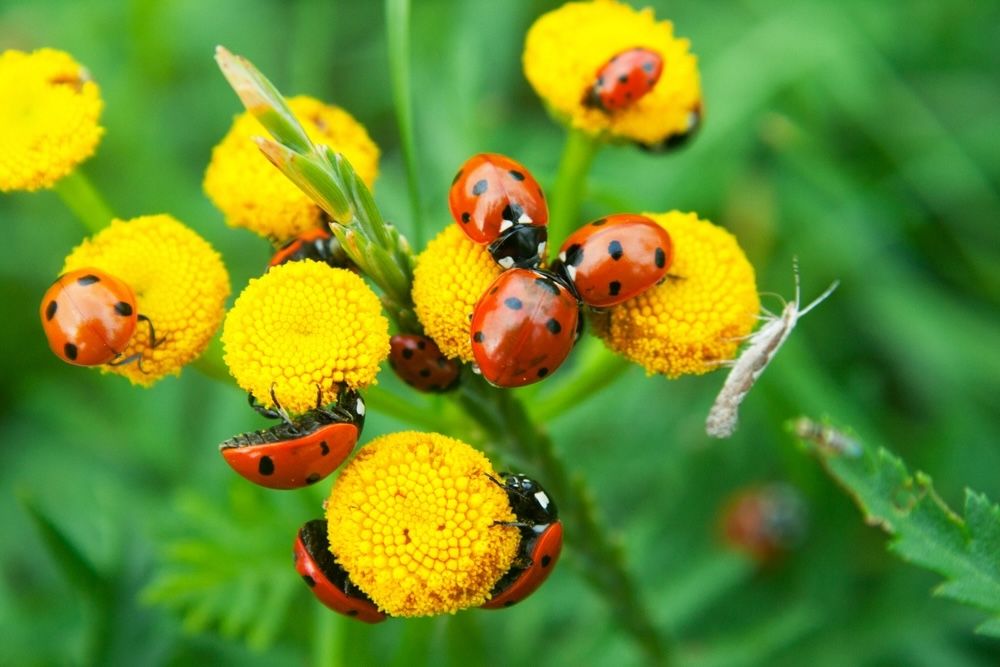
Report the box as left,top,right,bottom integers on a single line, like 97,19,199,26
2,0,998,665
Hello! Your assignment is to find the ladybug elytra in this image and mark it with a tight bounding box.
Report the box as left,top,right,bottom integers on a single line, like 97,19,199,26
389,333,460,393
582,47,664,113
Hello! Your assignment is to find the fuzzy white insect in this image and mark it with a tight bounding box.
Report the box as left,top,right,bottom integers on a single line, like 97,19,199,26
705,262,840,439
791,416,861,458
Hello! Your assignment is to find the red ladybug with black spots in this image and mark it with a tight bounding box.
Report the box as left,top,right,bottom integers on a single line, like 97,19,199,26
553,213,673,308
220,388,365,490
294,519,386,623
582,47,663,112
268,226,351,269
482,473,563,609
389,334,460,392
40,267,158,367
470,268,580,388
449,153,549,269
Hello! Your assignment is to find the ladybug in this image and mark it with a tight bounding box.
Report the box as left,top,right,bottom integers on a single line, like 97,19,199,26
582,47,664,112
639,104,702,153
448,153,549,269
220,388,365,490
40,267,155,367
470,268,580,388
720,484,806,564
482,473,563,609
268,226,351,269
552,213,673,308
388,334,460,392
294,519,386,623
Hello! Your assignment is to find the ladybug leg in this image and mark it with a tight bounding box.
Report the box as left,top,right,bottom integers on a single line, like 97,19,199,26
248,392,284,420
268,384,294,426
106,351,144,368
137,314,165,349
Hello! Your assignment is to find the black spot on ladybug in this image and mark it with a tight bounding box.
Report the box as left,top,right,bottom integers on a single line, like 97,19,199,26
608,240,624,260
320,441,330,456
502,202,525,222
306,473,321,484
546,319,562,334
347,610,359,617
534,277,560,296
473,331,485,343
509,170,525,181
504,297,523,310
565,244,584,267
402,348,414,359
642,61,655,73
77,274,100,286
655,247,666,268
541,555,552,567
537,186,545,200
437,357,448,368
609,281,621,296
472,179,488,196
258,456,275,476
64,342,78,360
537,367,549,378
302,574,316,587
618,74,629,84
417,340,426,350
452,169,463,185
45,300,58,320
461,212,471,224
597,75,605,86
114,301,133,316
419,369,431,378
591,218,607,226
503,600,515,607
489,286,499,295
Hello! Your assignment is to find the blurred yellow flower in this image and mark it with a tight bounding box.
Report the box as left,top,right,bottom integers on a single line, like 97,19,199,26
204,95,379,241
326,431,520,617
523,0,701,147
592,211,759,376
412,225,502,363
0,48,104,192
222,260,389,413
62,214,230,385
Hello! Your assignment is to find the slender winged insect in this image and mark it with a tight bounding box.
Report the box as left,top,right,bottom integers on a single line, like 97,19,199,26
705,262,839,439
791,417,862,458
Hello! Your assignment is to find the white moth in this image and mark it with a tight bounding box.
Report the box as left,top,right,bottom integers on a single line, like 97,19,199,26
705,264,839,439
791,416,861,457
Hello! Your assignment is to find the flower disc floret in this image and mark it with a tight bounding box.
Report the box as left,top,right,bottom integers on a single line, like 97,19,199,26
222,260,389,413
523,0,701,146
592,211,759,376
204,95,380,241
0,48,104,192
62,214,230,385
326,431,520,617
412,225,503,363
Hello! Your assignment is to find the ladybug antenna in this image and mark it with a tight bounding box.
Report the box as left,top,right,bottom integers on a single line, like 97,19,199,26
484,473,505,489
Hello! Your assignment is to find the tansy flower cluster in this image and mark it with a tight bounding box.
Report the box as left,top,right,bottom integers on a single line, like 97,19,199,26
204,95,380,241
0,48,104,191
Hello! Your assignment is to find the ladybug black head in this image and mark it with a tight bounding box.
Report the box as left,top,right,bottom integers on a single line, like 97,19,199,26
498,472,558,525
488,224,548,270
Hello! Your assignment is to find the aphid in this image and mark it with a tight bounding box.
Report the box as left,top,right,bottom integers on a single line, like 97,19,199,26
705,264,839,438
791,417,862,458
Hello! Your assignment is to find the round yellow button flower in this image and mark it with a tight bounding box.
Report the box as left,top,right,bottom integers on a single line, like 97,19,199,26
0,48,104,192
412,225,503,363
204,95,379,241
222,260,389,413
326,431,520,617
62,214,230,385
523,0,702,147
592,211,759,376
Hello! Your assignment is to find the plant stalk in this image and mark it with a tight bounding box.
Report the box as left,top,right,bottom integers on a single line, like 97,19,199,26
53,169,115,234
547,127,602,251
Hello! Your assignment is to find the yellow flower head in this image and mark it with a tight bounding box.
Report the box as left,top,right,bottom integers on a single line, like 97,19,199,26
326,431,520,617
222,260,389,413
62,214,230,385
412,225,502,363
592,211,759,376
204,95,380,241
0,48,104,192
523,0,702,146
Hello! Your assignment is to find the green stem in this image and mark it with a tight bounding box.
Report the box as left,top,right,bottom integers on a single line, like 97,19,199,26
456,376,671,666
385,0,424,248
311,603,343,667
364,386,450,432
531,336,631,421
52,169,115,234
547,127,601,251
191,337,232,384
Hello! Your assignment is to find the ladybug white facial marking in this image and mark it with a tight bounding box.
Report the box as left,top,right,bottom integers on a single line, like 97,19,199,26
499,219,514,233
705,261,839,439
534,491,550,510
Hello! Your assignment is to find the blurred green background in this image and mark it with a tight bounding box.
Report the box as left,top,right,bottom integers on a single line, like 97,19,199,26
2,0,999,665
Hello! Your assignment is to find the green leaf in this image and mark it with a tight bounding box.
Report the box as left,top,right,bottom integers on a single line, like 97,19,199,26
794,417,1000,634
